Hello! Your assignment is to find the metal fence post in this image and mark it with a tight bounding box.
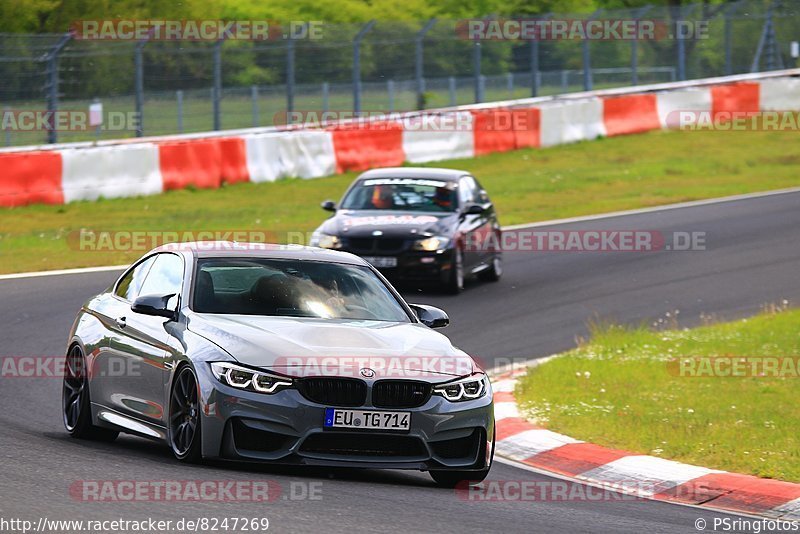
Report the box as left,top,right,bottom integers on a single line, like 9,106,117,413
529,13,551,97
415,18,437,110
723,1,744,75
473,41,483,103
3,105,10,146
251,85,259,127
212,39,223,131
322,82,329,113
506,72,514,98
675,5,687,81
582,9,603,91
134,36,150,137
631,6,652,86
448,76,456,106
286,36,296,114
41,32,72,144
387,80,395,112
353,20,376,113
176,90,184,133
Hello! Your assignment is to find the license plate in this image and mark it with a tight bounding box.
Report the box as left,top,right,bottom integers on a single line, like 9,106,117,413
324,408,410,431
363,256,398,268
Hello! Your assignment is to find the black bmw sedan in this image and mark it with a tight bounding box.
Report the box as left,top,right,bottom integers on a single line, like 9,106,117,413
310,168,502,293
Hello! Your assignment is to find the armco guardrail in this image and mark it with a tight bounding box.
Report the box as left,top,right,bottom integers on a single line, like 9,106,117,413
1,71,798,207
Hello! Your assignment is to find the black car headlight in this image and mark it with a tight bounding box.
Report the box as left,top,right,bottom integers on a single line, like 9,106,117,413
210,362,293,394
433,373,489,402
412,236,450,252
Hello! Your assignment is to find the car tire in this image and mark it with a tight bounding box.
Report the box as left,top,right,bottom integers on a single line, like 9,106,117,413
62,345,119,442
430,427,495,487
478,254,502,282
169,365,203,463
444,247,465,294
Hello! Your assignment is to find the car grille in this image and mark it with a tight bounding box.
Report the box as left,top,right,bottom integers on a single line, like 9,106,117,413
300,433,427,457
372,380,431,408
344,237,406,255
296,378,367,407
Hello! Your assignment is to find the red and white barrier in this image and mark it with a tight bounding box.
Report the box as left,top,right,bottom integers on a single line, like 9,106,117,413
758,77,800,111
2,74,800,207
539,98,606,147
61,144,163,203
655,88,712,128
402,111,475,163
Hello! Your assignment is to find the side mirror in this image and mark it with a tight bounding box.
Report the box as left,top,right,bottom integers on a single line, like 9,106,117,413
464,203,485,215
409,304,450,329
321,200,337,212
132,293,178,320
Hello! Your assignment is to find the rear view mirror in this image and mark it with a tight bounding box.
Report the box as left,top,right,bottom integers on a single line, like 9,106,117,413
321,200,336,212
409,304,450,329
464,204,485,215
132,293,178,320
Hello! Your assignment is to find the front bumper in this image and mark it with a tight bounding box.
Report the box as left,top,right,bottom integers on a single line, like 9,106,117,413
197,367,494,471
340,247,456,285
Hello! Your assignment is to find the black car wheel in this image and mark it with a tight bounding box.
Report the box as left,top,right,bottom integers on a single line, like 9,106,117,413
478,254,502,282
444,248,465,294
169,365,202,462
62,345,119,442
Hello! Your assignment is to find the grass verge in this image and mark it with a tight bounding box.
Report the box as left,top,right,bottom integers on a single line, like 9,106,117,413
0,128,798,273
514,305,800,482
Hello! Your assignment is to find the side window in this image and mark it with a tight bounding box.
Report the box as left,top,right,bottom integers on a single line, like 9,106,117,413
138,253,184,307
115,256,156,302
458,177,479,205
472,177,490,203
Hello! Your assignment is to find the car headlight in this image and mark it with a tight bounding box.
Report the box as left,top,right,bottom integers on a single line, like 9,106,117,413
413,236,450,252
210,362,293,394
433,373,489,402
312,232,341,250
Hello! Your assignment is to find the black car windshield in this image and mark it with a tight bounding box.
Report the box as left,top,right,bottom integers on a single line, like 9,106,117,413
339,178,458,212
192,258,410,322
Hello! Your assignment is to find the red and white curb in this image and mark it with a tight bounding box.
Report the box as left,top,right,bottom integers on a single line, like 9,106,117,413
491,368,800,520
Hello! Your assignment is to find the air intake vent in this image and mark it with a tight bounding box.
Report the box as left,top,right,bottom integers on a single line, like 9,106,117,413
372,380,431,408
296,377,367,407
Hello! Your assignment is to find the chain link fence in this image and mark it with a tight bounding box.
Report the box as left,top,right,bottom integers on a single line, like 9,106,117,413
0,0,797,147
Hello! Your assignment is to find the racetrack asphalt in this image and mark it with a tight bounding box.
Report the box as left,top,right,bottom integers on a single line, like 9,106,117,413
2,190,799,533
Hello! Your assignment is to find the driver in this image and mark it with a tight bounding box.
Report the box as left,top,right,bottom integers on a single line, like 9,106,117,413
371,185,393,209
432,186,454,210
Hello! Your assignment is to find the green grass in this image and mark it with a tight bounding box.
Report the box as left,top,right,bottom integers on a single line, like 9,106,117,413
0,128,798,274
514,305,800,482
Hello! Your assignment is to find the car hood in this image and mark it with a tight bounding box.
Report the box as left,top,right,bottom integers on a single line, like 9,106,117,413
317,210,458,239
187,313,475,379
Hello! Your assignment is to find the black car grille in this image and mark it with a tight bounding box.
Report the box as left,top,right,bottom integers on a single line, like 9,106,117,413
344,237,406,255
300,433,427,457
429,429,482,460
296,378,367,407
372,380,431,408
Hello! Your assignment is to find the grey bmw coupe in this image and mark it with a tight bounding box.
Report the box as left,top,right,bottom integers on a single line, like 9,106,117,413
62,242,494,486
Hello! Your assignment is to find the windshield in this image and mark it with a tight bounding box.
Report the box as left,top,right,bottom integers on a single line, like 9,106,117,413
192,258,411,322
340,178,458,212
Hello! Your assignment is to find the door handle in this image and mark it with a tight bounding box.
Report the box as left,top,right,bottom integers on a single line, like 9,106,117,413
115,316,127,328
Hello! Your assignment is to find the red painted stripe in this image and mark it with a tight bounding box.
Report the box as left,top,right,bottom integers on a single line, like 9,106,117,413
493,391,515,403
330,121,404,173
0,151,63,207
523,443,632,477
603,94,661,137
657,473,800,513
711,82,760,116
495,417,539,442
